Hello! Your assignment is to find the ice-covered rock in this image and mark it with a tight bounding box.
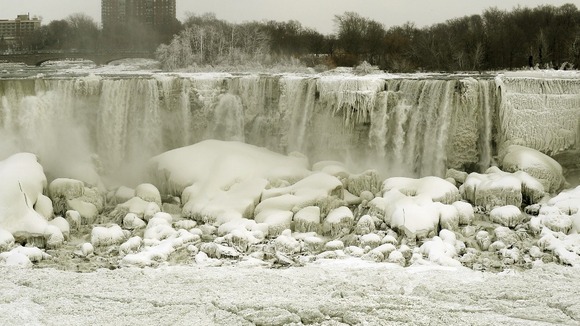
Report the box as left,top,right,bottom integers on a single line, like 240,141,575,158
345,170,381,196
501,145,565,193
91,225,127,247
123,213,146,230
475,231,492,250
49,216,70,240
80,243,94,257
437,203,460,231
383,176,460,204
48,178,84,207
324,240,344,251
67,199,98,225
460,168,522,209
490,205,524,228
274,230,301,254
445,169,468,185
0,228,15,251
293,206,321,233
0,246,50,267
34,194,53,220
354,215,376,235
360,233,381,248
0,153,63,248
387,250,406,266
135,183,162,207
389,195,440,239
540,214,573,234
114,186,135,204
184,178,267,224
419,235,461,267
453,201,474,225
119,236,143,255
547,186,580,215
322,206,354,237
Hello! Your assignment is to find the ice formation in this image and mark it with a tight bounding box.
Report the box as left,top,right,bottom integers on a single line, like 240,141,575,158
1,70,580,274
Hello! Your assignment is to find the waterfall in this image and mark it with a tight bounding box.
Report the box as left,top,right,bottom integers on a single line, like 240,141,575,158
1,72,577,185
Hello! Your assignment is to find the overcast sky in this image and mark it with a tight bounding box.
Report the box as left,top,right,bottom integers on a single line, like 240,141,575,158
1,0,578,34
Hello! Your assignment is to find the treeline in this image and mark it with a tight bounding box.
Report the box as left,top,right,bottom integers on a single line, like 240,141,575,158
158,3,580,71
6,3,580,71
373,3,580,71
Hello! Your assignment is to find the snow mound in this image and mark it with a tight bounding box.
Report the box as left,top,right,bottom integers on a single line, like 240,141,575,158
382,176,460,204
0,153,63,248
149,140,310,195
501,145,565,193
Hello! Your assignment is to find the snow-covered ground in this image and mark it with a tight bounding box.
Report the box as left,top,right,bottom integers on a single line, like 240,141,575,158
1,261,579,325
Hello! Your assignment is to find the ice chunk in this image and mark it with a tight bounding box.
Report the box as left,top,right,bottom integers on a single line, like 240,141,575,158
0,228,15,251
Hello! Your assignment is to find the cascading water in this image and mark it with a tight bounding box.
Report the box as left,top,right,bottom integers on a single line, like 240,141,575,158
0,72,578,186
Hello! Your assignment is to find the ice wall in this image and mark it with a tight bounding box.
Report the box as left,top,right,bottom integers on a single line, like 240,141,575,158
498,77,580,156
2,72,575,185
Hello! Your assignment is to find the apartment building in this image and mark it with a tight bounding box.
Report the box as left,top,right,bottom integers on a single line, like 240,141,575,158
102,0,176,30
0,14,41,43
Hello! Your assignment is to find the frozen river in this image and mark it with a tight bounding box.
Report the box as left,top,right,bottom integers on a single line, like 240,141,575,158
2,260,580,325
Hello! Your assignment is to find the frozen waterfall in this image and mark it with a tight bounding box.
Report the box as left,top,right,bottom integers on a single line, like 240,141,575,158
0,73,578,184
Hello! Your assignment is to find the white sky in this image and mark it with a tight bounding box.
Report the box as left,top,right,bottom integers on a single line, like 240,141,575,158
0,0,578,34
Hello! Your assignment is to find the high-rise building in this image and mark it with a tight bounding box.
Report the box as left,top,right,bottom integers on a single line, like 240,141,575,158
101,0,176,31
0,14,41,44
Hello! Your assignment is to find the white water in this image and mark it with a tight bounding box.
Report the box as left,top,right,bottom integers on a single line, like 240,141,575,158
0,72,578,185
